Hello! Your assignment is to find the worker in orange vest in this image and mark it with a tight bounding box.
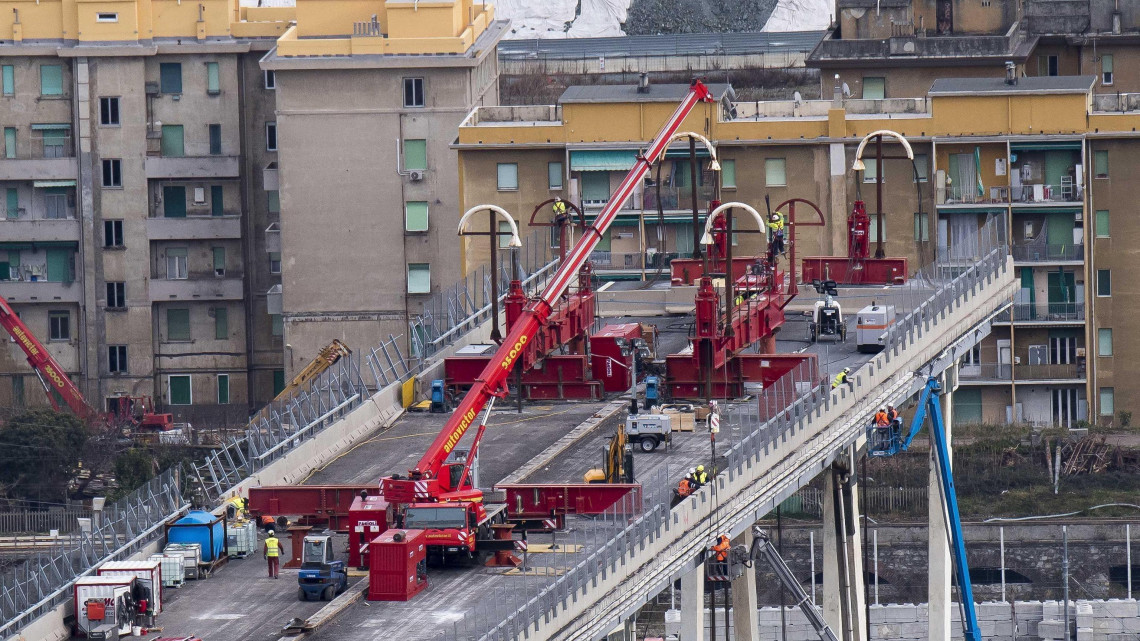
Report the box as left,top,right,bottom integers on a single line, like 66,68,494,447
873,408,889,428
711,534,731,562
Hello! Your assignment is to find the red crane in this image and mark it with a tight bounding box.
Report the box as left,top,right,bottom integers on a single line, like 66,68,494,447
0,295,91,419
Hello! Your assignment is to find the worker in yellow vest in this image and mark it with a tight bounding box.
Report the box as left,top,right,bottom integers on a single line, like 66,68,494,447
264,530,284,579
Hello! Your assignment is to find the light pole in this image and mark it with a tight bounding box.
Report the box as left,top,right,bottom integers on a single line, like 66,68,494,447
457,205,522,343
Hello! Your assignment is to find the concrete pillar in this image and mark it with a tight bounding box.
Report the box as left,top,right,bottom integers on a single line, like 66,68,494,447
822,468,843,634
841,447,868,641
682,562,706,641
828,143,849,256
731,529,759,641
822,447,868,641
929,366,956,641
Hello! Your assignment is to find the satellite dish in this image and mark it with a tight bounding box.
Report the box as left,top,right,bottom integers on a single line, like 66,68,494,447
842,83,851,98
793,91,803,106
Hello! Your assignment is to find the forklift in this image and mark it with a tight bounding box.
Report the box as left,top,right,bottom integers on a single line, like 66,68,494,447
297,533,348,601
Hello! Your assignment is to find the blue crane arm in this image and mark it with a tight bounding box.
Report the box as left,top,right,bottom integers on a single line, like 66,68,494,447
903,377,981,641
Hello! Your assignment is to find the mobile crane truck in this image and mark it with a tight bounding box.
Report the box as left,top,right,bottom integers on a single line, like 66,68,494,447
373,81,717,587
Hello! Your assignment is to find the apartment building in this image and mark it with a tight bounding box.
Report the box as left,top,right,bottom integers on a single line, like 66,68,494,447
455,75,1140,429
0,0,290,419
262,1,506,375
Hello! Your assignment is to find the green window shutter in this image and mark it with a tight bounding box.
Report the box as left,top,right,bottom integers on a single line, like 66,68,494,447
1095,210,1109,237
271,313,283,336
862,77,885,100
497,163,518,190
580,171,609,201
765,158,786,186
168,375,191,405
407,263,430,294
6,188,17,219
214,307,228,339
160,63,182,94
2,66,13,96
211,185,224,216
167,308,190,340
40,65,62,96
272,369,286,397
45,248,71,282
721,159,736,188
404,139,427,171
217,374,230,404
206,62,220,94
1099,387,1114,415
213,247,225,272
405,201,429,232
4,127,14,159
1094,150,1109,178
595,230,612,252
163,186,187,217
267,190,280,214
209,124,222,155
1098,328,1113,357
161,125,184,157
548,162,563,190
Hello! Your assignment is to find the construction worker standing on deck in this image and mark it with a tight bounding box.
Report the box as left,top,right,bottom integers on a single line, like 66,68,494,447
264,530,284,579
711,534,731,562
832,367,853,389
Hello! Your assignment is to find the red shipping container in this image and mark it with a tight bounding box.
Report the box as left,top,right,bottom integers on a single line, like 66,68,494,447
590,323,642,393
367,529,427,602
348,494,389,568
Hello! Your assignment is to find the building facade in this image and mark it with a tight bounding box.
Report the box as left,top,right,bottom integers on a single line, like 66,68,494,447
455,75,1140,429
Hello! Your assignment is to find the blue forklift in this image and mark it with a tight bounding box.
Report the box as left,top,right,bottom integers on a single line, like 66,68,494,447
297,533,348,601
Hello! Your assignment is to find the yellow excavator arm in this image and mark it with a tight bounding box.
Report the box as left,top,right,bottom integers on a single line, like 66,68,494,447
274,339,351,403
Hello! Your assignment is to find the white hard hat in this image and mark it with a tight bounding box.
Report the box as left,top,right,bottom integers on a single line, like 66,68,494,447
267,530,274,536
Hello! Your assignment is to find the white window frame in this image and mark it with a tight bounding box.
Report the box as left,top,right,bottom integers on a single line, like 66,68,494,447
264,69,276,90
166,248,188,280
403,77,425,108
764,158,786,187
168,374,193,405
96,12,118,22
1102,54,1114,86
497,163,519,191
1098,328,1113,357
407,263,431,294
265,122,277,152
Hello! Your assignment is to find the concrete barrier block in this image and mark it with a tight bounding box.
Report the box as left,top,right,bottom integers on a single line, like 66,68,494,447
1076,626,1093,641
1038,619,1067,639
1100,599,1139,617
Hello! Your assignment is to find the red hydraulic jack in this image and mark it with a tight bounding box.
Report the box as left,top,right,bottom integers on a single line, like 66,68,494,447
486,523,522,567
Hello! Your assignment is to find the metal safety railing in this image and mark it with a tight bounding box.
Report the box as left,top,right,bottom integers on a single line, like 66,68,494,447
0,469,186,635
433,217,1011,641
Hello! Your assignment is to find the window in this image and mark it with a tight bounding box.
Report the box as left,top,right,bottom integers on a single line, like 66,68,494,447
166,248,188,280
108,345,128,374
163,186,186,218
2,65,12,96
548,162,563,190
1100,387,1114,416
869,213,885,242
721,159,737,189
214,307,228,339
213,247,226,277
270,313,283,336
101,222,124,251
405,201,429,232
273,369,285,396
1039,55,1059,77
168,375,192,405
43,187,67,219
217,374,230,404
40,65,63,96
268,252,281,274
167,308,190,341
862,158,880,183
1099,328,1113,357
913,154,929,182
408,263,431,294
264,69,275,90
4,127,14,159
208,124,221,155
203,187,221,219
161,125,184,157
1094,150,1108,179
403,77,424,108
48,311,70,341
1096,210,1109,238
96,12,118,22
404,139,426,171
913,212,929,241
862,77,886,100
101,158,122,187
159,63,182,94
41,128,67,158
498,221,514,248
99,97,120,126
497,163,519,191
765,158,787,187
5,188,17,219
205,62,220,95
1097,269,1111,297
106,282,125,308
267,190,280,214
265,122,277,152
1102,54,1114,86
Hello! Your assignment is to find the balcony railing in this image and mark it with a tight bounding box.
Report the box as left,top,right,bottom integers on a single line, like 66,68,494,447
1010,179,1081,204
1011,244,1084,262
995,302,1085,323
587,251,684,271
642,184,716,211
958,363,1012,381
1017,363,1085,381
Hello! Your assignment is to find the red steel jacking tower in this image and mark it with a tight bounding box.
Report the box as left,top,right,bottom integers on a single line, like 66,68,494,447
801,200,908,285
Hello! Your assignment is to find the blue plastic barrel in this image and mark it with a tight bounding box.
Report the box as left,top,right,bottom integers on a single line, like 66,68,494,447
168,511,225,562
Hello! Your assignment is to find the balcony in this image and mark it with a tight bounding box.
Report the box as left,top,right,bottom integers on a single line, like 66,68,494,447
146,216,241,241
0,279,82,303
0,214,80,243
994,302,1085,324
144,156,240,179
642,184,716,211
1016,363,1085,382
149,275,244,301
959,362,1085,383
958,363,1012,382
1011,243,1084,263
1010,181,1082,205
0,157,78,181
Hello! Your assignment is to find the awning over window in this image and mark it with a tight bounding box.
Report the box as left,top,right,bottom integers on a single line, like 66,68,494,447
570,150,639,172
30,123,71,131
1009,141,1081,151
663,146,712,159
33,180,76,188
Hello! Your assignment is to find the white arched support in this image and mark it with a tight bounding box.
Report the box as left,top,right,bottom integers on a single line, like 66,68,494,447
851,129,915,171
699,201,765,245
663,131,722,172
457,204,523,247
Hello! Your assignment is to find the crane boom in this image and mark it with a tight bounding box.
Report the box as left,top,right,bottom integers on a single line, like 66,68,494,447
0,296,91,419
390,81,714,495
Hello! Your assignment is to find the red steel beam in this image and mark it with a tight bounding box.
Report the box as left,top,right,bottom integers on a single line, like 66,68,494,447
247,485,379,532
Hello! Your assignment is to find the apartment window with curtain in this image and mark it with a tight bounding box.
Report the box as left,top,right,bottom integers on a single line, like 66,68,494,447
408,263,431,294
548,162,563,190
862,158,880,184
40,65,63,96
721,159,737,189
1102,54,1114,86
862,77,885,100
205,62,220,95
167,308,191,341
405,201,429,232
1098,328,1113,357
497,163,519,191
404,139,427,171
764,158,786,187
1100,387,1114,416
166,248,188,280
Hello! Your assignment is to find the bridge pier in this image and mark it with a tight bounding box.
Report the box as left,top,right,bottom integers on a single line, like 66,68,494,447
681,561,706,641
929,365,957,641
822,444,868,641
731,529,760,641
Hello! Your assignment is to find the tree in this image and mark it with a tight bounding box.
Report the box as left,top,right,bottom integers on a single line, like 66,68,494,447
0,409,87,505
113,448,159,498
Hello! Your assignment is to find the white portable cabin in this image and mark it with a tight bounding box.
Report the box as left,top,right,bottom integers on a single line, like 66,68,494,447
856,303,896,353
97,559,162,614
73,575,136,638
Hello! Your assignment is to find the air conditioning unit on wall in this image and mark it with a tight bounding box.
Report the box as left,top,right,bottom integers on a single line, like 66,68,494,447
408,170,424,182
